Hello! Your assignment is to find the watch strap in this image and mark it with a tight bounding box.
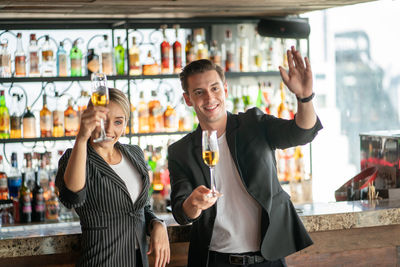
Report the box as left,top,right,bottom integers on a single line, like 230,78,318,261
297,92,315,103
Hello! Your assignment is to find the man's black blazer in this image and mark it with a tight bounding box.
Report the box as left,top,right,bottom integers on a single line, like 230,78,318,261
169,108,323,267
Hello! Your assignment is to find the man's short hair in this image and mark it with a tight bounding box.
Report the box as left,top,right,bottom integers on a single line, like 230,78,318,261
179,59,225,93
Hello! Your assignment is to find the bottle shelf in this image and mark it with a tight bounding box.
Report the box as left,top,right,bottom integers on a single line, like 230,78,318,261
0,131,190,144
0,71,280,83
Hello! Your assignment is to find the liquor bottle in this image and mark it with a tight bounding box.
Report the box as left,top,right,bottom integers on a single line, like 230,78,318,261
15,32,26,77
232,86,244,114
0,89,10,139
23,152,36,192
177,97,193,132
101,35,113,75
86,48,100,76
163,94,178,132
19,172,32,223
77,89,90,123
265,38,276,71
128,37,141,75
0,155,8,200
10,94,22,138
125,103,136,134
40,93,52,137
194,28,208,60
57,41,68,77
142,50,159,75
185,34,195,65
64,98,79,136
172,24,182,74
277,82,290,119
41,35,55,76
28,34,40,77
293,146,305,182
160,24,171,74
0,41,12,77
222,29,235,72
114,37,125,75
23,106,36,138
52,93,64,137
252,28,264,71
238,25,249,72
262,82,273,115
38,154,50,201
45,181,59,221
242,86,251,111
8,152,22,199
282,39,288,69
148,90,164,133
137,91,150,133
255,82,265,112
209,40,222,66
32,171,45,222
70,40,82,77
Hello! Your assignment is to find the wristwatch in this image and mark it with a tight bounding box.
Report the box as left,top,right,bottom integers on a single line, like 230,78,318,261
297,92,315,103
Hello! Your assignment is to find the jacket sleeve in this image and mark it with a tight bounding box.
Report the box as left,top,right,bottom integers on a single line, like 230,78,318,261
55,148,87,209
168,144,200,226
244,108,323,150
144,197,162,235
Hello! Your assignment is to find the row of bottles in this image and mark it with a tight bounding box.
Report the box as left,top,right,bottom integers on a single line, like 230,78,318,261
0,79,299,140
127,91,196,134
0,89,84,139
187,25,292,73
0,151,62,223
0,87,197,139
0,25,295,78
227,81,296,117
144,144,170,212
0,29,180,78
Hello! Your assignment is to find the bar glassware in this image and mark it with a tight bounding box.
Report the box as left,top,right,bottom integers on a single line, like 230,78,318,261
91,73,112,142
202,130,219,196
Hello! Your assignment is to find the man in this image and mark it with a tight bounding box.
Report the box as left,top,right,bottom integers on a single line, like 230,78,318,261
168,46,322,267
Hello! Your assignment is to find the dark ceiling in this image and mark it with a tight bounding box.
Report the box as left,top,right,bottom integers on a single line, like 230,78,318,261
0,0,376,18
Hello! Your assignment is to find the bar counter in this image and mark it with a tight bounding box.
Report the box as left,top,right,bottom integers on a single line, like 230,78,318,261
1,199,400,266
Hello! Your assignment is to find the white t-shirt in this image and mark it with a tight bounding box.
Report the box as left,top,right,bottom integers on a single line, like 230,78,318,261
209,133,262,253
110,152,143,204
110,152,143,248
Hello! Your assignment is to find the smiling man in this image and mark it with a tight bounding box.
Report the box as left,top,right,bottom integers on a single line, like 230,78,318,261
168,47,323,267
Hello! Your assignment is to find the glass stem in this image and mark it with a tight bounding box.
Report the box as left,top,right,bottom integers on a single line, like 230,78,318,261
100,118,107,138
210,167,216,196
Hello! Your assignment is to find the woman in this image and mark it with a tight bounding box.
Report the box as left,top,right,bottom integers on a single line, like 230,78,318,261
56,88,170,267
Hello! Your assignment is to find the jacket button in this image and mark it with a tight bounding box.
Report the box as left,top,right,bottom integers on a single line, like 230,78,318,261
129,212,135,217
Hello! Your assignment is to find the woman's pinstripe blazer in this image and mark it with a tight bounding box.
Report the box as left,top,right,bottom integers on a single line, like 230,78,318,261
56,141,159,267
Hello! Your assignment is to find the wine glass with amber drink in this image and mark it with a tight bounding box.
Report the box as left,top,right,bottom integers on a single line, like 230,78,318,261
91,73,112,143
202,130,219,197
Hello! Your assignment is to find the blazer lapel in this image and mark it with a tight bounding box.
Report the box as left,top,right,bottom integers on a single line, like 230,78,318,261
192,125,212,188
117,143,150,209
225,112,240,171
87,142,131,199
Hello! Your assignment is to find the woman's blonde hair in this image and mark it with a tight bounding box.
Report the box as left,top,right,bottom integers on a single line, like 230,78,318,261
109,88,130,124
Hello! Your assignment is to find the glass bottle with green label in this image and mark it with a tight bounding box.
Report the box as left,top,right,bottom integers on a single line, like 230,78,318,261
114,37,125,75
0,90,10,139
70,40,82,77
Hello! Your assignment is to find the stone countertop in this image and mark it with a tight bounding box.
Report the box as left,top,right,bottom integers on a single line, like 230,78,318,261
297,199,400,232
1,199,400,258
